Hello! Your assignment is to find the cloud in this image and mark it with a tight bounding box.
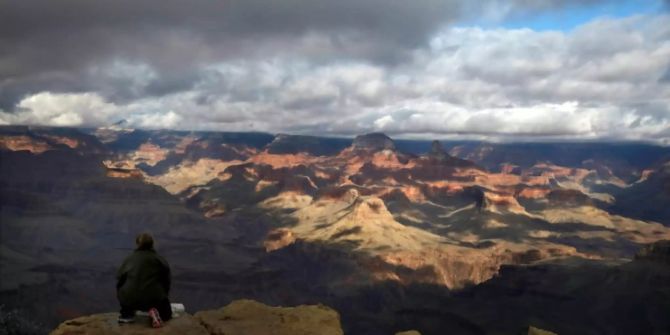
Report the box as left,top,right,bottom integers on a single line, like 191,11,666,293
374,115,395,130
661,67,670,82
0,0,459,108
0,92,117,127
0,92,183,129
127,110,183,130
0,0,611,108
0,2,668,143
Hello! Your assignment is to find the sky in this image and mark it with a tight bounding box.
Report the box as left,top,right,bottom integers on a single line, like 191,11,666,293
0,0,669,143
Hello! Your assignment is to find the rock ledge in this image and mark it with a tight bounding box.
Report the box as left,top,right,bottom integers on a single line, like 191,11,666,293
50,299,343,335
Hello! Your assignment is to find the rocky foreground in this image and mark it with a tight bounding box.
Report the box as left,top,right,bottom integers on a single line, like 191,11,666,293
49,299,554,335
50,299,345,335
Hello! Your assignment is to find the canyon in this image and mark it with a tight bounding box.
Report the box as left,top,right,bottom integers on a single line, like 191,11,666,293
1,125,669,334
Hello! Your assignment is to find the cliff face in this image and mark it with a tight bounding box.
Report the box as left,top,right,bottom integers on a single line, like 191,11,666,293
50,300,343,335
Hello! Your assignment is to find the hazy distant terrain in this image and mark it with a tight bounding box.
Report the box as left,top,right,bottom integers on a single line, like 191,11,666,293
1,125,670,334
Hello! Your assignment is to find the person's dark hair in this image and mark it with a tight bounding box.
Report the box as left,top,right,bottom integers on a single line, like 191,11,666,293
135,233,154,250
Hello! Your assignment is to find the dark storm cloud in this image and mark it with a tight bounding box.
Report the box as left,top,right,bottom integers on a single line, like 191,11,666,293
0,0,458,43
0,0,609,108
0,0,464,107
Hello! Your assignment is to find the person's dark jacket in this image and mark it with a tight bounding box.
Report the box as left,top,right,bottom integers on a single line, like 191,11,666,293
116,249,171,309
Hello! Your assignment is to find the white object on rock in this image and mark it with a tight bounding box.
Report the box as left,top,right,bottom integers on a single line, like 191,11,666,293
171,303,186,317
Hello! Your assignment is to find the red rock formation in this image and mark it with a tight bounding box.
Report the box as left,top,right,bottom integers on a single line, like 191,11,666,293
248,151,317,168
134,142,168,166
517,187,552,199
106,168,143,179
42,135,79,148
0,135,51,153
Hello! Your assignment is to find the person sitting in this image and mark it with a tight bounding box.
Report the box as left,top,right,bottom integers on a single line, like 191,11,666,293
116,233,172,327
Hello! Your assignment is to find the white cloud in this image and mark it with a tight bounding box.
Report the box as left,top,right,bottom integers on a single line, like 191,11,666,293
127,110,183,129
0,92,183,130
374,115,394,129
0,92,117,127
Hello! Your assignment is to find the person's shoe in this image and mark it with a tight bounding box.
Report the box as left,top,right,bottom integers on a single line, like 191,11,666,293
148,308,163,328
117,316,135,324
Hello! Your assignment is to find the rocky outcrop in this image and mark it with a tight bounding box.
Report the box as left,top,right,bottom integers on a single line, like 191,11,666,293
50,300,344,335
50,313,209,335
352,133,395,152
426,140,474,168
429,140,448,160
196,299,343,335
